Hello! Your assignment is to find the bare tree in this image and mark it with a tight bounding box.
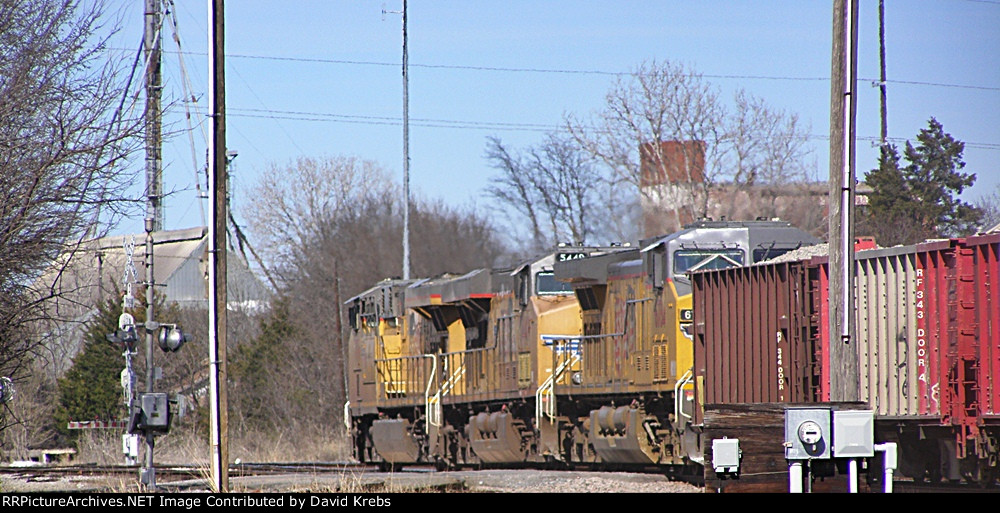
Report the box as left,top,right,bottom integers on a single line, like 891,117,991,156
238,156,508,430
243,155,396,283
485,134,608,251
0,370,59,459
0,0,144,424
726,90,812,188
565,59,814,236
975,184,1000,232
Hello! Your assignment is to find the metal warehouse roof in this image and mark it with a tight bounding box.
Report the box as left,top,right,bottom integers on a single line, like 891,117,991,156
37,226,271,332
33,226,271,375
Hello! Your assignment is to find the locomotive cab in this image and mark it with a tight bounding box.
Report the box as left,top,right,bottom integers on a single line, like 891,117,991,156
344,278,414,463
548,219,819,469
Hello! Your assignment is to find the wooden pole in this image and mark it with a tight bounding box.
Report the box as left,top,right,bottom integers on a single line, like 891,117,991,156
828,0,859,402
208,0,229,492
878,0,888,155
402,0,411,280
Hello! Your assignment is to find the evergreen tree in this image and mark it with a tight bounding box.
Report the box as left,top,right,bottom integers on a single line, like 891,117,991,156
230,297,298,426
53,287,179,443
53,294,133,442
860,118,982,245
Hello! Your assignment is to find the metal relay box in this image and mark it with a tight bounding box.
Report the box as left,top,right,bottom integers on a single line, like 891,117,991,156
129,393,171,434
833,410,874,458
712,438,741,474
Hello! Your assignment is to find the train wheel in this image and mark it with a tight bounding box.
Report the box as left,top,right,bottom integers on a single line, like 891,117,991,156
982,467,1000,489
970,462,999,488
912,462,941,484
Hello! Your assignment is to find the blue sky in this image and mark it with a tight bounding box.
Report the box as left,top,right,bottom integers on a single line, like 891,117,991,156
107,0,1000,237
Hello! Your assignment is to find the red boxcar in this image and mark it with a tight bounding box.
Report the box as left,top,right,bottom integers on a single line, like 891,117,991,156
954,233,1000,439
692,258,827,423
692,235,1000,484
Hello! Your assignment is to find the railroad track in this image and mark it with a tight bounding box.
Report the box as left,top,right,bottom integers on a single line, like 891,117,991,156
0,461,376,484
4,462,995,493
892,480,1000,493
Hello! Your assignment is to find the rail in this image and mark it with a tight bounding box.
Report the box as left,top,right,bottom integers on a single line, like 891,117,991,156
674,367,694,424
535,336,582,429
343,401,351,434
424,354,440,427
374,354,432,403
427,361,465,428
575,298,652,385
440,345,500,401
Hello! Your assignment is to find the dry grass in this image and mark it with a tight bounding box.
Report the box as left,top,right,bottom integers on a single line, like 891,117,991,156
52,422,372,493
74,421,351,466
227,425,352,463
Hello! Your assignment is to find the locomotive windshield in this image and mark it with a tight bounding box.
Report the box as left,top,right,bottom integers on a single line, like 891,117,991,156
753,247,796,263
673,249,744,274
536,271,573,295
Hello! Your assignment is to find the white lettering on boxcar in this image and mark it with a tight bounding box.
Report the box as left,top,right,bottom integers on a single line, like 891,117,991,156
915,270,928,398
776,332,785,401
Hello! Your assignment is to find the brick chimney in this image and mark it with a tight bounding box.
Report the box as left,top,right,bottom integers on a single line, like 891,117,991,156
640,140,706,237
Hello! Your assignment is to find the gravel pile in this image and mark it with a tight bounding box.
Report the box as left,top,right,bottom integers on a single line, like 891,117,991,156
762,243,830,264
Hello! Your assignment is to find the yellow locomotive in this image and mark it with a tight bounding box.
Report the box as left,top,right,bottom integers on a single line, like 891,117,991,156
345,219,818,471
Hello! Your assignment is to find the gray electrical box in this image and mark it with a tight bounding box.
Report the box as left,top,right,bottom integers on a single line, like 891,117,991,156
833,410,874,458
784,408,831,460
141,393,169,428
128,392,171,434
712,438,741,474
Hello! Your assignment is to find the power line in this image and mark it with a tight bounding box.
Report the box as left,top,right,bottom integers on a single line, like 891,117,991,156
223,106,1000,150
233,107,559,129
174,103,1000,149
110,47,1000,92
225,52,1000,91
876,79,1000,92
227,112,556,133
813,133,1000,151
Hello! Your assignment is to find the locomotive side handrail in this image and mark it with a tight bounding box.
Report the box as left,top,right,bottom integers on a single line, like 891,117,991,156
674,367,694,426
535,337,582,428
424,354,440,427
344,401,350,435
374,354,430,403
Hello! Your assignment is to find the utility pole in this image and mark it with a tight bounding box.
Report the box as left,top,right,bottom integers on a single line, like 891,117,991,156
878,0,888,156
207,0,230,493
141,0,162,489
828,0,859,402
382,1,410,279
145,0,163,231
402,0,411,280
141,211,157,488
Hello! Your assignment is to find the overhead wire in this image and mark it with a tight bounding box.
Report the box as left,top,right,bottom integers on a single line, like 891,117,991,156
194,106,1000,150
165,0,207,227
109,47,999,92
220,51,1000,91
118,20,999,164
159,50,1000,146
